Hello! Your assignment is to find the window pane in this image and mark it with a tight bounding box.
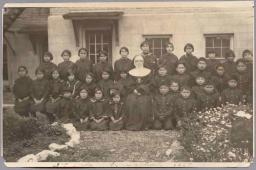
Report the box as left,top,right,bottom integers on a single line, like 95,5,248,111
89,45,95,54
214,37,221,47
153,39,162,48
221,47,230,58
103,32,111,42
206,37,214,47
222,38,230,47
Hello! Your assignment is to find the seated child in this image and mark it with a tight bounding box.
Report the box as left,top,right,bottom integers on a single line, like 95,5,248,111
98,70,114,99
158,42,178,75
64,71,82,98
223,49,236,76
211,64,230,93
37,52,57,80
81,72,97,98
174,86,197,128
115,71,134,98
13,66,33,117
89,88,109,131
30,68,49,117
151,66,171,93
57,49,76,80
73,87,91,130
221,75,243,105
75,48,93,82
45,69,64,122
57,87,74,123
192,76,206,99
190,57,211,85
169,80,180,99
206,50,220,73
153,84,175,130
107,91,126,131
179,43,198,72
197,80,221,110
171,62,192,87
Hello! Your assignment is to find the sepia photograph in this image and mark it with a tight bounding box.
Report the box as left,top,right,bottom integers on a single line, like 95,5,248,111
1,1,254,167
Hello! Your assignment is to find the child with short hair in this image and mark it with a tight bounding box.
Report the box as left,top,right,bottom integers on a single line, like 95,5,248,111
153,84,175,130
197,80,221,110
57,49,76,80
190,57,211,85
140,41,158,73
158,42,178,75
169,80,180,99
75,48,93,82
206,50,220,73
73,87,91,130
211,64,230,93
179,43,198,72
151,66,171,93
93,50,113,81
89,88,109,131
115,71,134,98
221,75,243,105
64,71,82,98
30,68,50,116
13,66,33,117
114,47,133,80
174,86,197,128
81,72,97,98
107,91,126,131
37,52,57,80
192,75,206,99
45,69,64,122
171,62,192,87
223,49,236,76
98,70,114,99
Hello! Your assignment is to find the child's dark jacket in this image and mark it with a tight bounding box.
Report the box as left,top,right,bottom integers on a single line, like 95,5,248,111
174,96,197,119
179,54,198,72
153,93,175,118
106,101,126,120
57,61,76,80
221,87,243,105
93,61,113,81
73,98,91,120
158,53,178,75
89,98,108,119
37,62,57,80
30,78,50,100
114,57,133,80
13,76,33,99
75,58,93,82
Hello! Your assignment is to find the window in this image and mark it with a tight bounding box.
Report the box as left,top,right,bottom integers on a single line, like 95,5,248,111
143,35,172,57
205,34,233,58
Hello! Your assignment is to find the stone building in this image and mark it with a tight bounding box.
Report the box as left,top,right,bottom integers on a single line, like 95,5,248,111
3,1,253,87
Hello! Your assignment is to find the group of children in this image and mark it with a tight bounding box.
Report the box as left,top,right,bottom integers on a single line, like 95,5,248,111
12,41,253,131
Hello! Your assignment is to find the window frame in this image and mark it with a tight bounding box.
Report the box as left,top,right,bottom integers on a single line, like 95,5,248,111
204,33,234,59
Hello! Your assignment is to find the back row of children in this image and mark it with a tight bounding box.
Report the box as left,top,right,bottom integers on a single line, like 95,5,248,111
13,40,253,131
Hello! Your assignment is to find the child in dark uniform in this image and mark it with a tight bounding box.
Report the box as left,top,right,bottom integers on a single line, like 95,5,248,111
140,41,158,73
174,86,197,128
45,69,64,122
98,70,114,99
169,80,180,99
37,52,57,80
73,87,91,130
115,71,134,98
211,64,230,93
192,75,206,99
13,66,33,117
151,66,171,93
221,75,243,105
114,47,133,81
153,84,176,130
64,71,82,98
190,57,211,85
206,51,220,73
30,68,50,116
223,49,236,76
179,43,198,72
75,48,93,82
57,49,76,80
107,91,126,131
158,42,178,75
93,50,113,81
81,72,97,98
89,88,109,131
171,62,192,87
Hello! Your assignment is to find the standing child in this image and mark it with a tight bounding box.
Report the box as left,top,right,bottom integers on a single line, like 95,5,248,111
64,71,82,98
171,62,192,87
174,86,197,128
190,57,211,85
13,66,33,117
81,72,97,98
192,75,206,100
93,50,113,81
73,87,91,130
75,48,93,82
179,43,198,72
221,75,243,105
107,91,126,131
114,47,133,81
153,84,175,130
57,49,76,80
197,80,220,110
45,69,64,122
37,52,57,80
89,88,109,131
151,66,171,93
98,70,114,99
158,42,178,75
30,68,49,117
140,41,158,73
223,49,236,76
206,51,220,73
169,80,180,99
211,64,230,93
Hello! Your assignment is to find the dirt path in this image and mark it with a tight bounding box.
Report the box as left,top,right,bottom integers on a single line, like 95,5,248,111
48,130,181,162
